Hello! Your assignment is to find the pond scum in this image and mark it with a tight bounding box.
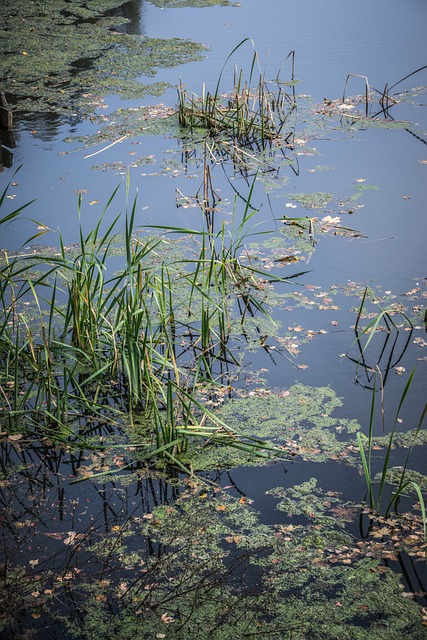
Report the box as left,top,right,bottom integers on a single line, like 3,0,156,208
1,9,427,639
0,0,207,115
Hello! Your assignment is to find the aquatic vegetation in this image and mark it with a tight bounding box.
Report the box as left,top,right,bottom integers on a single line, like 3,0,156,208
1,22,426,638
177,40,296,151
268,477,358,523
345,285,414,387
376,468,427,493
357,369,426,520
349,183,380,201
3,477,425,639
0,176,293,468
285,191,334,210
344,287,427,538
149,0,238,6
196,384,360,468
0,0,207,115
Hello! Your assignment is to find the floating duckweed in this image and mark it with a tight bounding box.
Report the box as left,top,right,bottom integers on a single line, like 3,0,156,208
149,0,238,6
0,0,207,115
375,468,427,492
59,485,427,640
285,192,334,209
188,384,360,469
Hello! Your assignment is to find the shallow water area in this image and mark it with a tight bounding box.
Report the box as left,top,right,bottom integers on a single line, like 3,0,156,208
1,0,427,638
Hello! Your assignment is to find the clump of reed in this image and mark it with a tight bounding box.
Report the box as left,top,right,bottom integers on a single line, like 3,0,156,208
349,288,427,538
357,366,427,552
0,170,283,469
177,40,296,150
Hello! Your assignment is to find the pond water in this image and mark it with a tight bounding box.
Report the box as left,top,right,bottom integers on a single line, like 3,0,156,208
1,0,427,638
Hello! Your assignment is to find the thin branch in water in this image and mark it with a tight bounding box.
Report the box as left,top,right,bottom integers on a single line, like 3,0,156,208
84,135,128,159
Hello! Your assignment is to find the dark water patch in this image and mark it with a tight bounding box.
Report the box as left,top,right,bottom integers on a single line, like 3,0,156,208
2,456,426,639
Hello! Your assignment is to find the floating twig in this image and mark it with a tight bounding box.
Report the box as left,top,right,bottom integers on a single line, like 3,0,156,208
84,134,128,159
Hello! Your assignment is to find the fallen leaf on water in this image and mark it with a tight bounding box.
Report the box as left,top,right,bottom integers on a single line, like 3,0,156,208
322,215,340,225
64,531,78,545
160,613,176,624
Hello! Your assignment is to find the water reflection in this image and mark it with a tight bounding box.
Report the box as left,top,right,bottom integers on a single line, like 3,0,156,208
15,112,66,144
0,136,14,172
108,0,145,35
344,287,414,390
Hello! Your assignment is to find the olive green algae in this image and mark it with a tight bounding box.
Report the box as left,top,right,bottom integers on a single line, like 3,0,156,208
184,384,360,470
149,0,238,6
0,0,207,115
50,483,427,640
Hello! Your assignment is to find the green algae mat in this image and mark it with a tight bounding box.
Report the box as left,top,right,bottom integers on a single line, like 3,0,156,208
0,0,206,115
